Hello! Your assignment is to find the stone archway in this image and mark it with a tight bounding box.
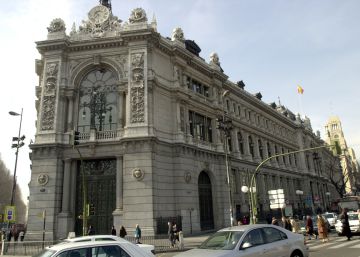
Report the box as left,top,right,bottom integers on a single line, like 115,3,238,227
198,171,214,230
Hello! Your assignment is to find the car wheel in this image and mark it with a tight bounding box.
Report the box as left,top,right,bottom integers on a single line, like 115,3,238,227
290,250,303,257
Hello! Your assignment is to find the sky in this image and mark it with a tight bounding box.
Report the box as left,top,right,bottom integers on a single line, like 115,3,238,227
0,0,359,202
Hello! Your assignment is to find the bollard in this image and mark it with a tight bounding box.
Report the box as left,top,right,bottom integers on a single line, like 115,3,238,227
1,233,5,256
178,231,184,250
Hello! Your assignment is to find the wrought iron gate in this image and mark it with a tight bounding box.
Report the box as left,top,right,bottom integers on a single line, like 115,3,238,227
75,159,116,235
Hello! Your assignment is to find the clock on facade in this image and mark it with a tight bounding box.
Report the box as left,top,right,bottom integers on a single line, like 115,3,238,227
88,5,110,24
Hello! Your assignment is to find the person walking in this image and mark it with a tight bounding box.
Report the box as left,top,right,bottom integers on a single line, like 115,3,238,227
271,217,279,226
282,216,292,231
134,224,141,244
305,216,315,240
119,226,127,238
339,208,352,241
168,222,175,247
290,217,300,234
87,225,95,235
19,231,25,241
111,225,116,236
317,214,328,242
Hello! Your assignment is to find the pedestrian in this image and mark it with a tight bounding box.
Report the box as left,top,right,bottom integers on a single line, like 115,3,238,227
317,214,328,242
290,217,300,234
305,215,316,240
271,217,279,226
134,224,141,244
237,220,243,226
282,216,292,231
168,222,175,247
172,223,179,244
19,231,25,241
242,216,248,225
119,226,127,238
87,225,95,235
111,225,116,236
339,208,352,241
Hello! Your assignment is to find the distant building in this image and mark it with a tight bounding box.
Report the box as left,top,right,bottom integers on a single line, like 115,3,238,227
27,1,341,240
325,116,360,195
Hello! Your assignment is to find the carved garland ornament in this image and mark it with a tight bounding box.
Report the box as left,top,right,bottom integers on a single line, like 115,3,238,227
129,8,148,23
47,18,66,33
41,62,58,131
130,53,145,123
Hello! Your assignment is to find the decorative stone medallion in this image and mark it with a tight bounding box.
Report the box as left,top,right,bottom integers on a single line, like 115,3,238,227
184,171,191,183
132,168,144,181
37,174,49,186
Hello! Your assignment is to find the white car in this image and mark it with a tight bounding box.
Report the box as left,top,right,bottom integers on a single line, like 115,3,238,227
175,224,308,257
322,212,337,228
34,240,153,257
59,235,155,255
335,212,360,235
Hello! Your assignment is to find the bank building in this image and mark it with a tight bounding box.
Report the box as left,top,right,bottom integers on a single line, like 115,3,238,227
27,0,341,239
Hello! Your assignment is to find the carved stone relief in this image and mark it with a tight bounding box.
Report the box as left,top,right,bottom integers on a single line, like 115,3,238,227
180,106,185,132
130,87,145,123
130,52,145,123
171,27,185,42
41,62,59,131
129,8,148,23
47,18,66,33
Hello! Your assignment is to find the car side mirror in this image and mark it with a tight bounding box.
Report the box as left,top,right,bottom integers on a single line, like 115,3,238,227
241,242,252,249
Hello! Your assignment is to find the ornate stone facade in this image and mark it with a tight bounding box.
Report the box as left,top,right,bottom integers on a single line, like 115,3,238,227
28,2,341,241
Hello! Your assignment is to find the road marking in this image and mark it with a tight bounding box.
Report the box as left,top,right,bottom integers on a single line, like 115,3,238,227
310,242,337,249
328,240,359,249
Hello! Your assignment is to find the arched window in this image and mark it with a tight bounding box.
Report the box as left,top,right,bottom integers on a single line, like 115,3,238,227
249,136,254,157
237,132,244,154
78,69,118,133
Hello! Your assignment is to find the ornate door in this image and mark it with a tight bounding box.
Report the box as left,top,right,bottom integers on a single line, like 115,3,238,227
198,171,214,230
75,159,116,235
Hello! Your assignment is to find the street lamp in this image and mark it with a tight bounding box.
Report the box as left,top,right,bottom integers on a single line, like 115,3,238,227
241,185,256,224
325,192,331,211
9,108,25,207
217,90,234,226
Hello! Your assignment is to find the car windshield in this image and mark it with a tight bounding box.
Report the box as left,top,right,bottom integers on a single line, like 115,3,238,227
32,249,56,257
348,214,358,221
323,214,334,219
199,231,244,250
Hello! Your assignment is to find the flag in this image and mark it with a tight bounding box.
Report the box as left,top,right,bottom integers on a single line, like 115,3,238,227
297,85,304,94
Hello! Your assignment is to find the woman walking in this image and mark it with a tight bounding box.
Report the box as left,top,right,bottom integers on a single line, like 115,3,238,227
135,224,142,243
339,208,352,241
119,226,127,238
317,214,328,242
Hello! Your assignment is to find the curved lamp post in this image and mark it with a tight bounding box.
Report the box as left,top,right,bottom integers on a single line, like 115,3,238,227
249,144,335,224
325,191,331,211
9,108,25,207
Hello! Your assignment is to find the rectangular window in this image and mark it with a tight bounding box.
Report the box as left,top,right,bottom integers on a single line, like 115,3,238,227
188,110,213,143
185,75,210,98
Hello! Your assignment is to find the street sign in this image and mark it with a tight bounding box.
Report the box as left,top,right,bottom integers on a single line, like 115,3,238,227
4,206,16,222
268,190,278,195
270,203,286,209
276,189,284,194
270,199,285,204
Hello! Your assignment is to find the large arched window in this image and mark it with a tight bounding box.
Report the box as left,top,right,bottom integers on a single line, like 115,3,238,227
78,69,118,133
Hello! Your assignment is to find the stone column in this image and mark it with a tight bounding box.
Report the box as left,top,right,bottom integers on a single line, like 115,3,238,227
253,136,261,163
270,143,278,167
57,159,73,239
263,140,269,159
233,128,240,158
242,131,252,161
66,96,74,132
118,90,125,128
113,156,124,227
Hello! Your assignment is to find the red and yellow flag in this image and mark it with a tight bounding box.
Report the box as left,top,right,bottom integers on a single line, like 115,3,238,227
297,85,304,94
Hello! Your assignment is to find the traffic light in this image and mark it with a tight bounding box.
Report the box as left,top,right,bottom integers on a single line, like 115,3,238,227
73,131,80,146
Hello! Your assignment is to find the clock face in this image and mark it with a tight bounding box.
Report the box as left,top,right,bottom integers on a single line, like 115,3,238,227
88,5,110,24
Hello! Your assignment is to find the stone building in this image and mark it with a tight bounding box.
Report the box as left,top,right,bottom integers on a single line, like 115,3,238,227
27,1,340,240
325,116,360,195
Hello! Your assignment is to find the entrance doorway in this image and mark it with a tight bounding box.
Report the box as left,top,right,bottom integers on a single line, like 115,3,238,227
75,159,116,235
198,171,214,230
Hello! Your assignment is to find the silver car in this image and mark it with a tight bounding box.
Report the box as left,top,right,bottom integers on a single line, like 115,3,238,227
59,235,155,255
34,240,153,257
175,224,308,257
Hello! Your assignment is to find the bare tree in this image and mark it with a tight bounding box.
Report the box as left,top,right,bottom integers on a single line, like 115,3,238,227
323,157,349,198
0,157,27,223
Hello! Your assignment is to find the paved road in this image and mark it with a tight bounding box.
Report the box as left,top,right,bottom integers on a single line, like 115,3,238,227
156,233,360,257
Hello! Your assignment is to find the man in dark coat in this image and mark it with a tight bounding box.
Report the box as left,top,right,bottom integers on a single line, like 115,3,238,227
339,208,352,240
